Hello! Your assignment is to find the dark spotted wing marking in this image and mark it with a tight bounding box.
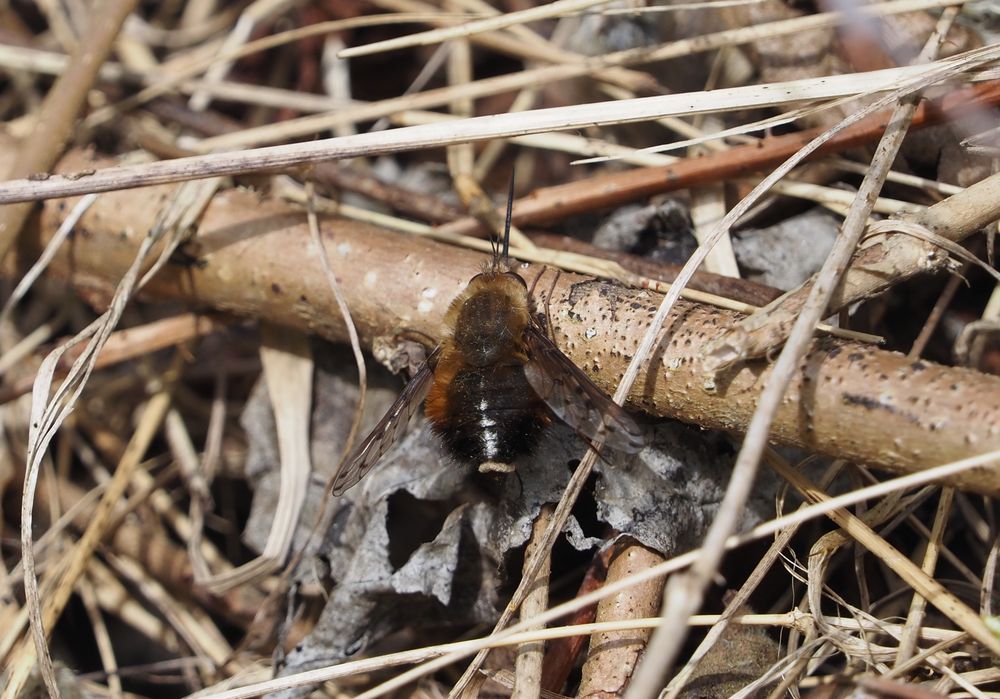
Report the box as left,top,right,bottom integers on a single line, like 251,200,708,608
522,328,646,453
330,348,439,495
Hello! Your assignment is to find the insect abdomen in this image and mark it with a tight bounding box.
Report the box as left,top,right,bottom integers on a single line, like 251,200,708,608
426,362,549,465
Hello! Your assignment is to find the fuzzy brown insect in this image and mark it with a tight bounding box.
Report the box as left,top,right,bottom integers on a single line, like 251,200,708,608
331,183,645,495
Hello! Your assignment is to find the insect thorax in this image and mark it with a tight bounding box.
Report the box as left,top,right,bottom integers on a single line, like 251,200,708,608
447,273,530,367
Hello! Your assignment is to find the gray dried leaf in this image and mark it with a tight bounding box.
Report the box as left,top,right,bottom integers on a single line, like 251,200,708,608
241,342,775,696
733,209,840,290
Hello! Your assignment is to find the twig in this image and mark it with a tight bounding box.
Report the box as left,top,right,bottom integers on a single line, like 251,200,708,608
624,14,982,695
193,0,971,151
0,0,139,264
24,159,1000,493
512,506,554,699
540,545,612,693
432,79,1000,235
338,0,613,58
188,448,1000,699
706,169,1000,369
5,357,180,699
372,0,662,96
0,313,225,405
894,488,955,665
187,0,297,112
577,541,666,697
0,50,994,204
910,271,964,359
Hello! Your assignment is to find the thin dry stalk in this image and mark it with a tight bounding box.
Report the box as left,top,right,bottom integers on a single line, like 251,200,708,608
0,313,224,404
186,0,298,112
189,449,1000,699
0,0,138,264
909,272,964,359
445,9,475,178
372,0,660,96
0,45,994,205
625,14,980,694
435,79,1000,234
84,14,454,128
512,506,553,699
5,358,179,699
101,549,235,670
540,546,612,693
76,575,124,699
894,487,955,665
23,155,1000,493
339,0,610,58
664,460,846,698
13,173,218,699
191,0,966,151
303,179,368,484
0,192,98,328
770,459,1000,661
577,542,666,698
86,557,184,656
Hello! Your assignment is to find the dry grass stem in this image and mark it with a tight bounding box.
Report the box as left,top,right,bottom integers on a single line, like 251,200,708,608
434,80,1000,236
3,2,999,696
0,313,224,404
23,153,1000,491
0,0,139,264
7,361,179,699
190,447,1000,699
0,48,992,205
511,506,553,699
577,542,666,697
775,457,1000,657
663,460,846,697
626,12,977,693
339,0,611,58
895,487,955,665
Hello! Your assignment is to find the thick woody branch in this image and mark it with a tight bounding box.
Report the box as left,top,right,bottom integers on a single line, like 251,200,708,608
15,148,1000,497
707,168,1000,367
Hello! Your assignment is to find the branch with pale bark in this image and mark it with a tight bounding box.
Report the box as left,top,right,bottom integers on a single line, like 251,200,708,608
12,145,1000,497
706,167,1000,368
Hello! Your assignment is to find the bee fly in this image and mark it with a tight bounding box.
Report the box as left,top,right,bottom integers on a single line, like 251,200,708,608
330,177,646,495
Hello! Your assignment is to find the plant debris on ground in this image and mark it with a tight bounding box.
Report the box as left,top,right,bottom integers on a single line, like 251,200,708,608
1,1,1000,699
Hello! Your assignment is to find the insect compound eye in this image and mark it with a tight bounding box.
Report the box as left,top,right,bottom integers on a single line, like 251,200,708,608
504,271,528,288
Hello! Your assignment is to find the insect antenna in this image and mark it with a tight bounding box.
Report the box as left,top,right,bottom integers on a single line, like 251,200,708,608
502,168,514,268
489,215,500,266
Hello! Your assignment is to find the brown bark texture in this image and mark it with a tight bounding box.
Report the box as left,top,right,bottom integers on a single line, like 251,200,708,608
17,146,1000,497
577,542,666,699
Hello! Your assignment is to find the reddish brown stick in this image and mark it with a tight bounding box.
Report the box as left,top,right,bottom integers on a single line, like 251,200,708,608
435,81,1000,235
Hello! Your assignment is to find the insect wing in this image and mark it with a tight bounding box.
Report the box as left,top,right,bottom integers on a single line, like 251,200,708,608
330,349,438,495
522,328,646,453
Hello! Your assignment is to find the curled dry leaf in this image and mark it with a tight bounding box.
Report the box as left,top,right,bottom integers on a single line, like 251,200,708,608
239,344,761,690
